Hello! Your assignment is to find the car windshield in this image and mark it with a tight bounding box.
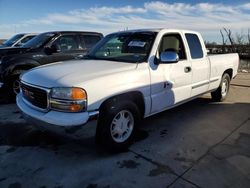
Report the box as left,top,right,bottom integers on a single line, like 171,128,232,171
23,33,56,48
3,34,25,47
86,32,157,63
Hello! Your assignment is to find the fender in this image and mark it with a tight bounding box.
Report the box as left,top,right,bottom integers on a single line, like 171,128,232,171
2,58,40,79
0,47,29,59
99,91,146,118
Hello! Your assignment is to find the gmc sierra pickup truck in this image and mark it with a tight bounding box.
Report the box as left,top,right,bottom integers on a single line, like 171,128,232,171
0,31,103,98
17,29,239,150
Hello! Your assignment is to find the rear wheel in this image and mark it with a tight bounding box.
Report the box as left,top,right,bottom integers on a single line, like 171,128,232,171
211,73,230,102
96,100,140,151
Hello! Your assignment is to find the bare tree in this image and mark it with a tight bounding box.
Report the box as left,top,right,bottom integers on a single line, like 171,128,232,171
220,29,226,53
247,29,250,58
223,28,234,45
223,28,235,52
248,29,250,45
235,32,244,45
235,32,245,54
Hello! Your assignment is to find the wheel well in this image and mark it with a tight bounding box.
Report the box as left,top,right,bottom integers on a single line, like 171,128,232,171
11,65,35,75
223,68,233,80
99,91,145,117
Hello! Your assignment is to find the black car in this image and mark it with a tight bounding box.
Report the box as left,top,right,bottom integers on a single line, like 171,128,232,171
0,31,103,99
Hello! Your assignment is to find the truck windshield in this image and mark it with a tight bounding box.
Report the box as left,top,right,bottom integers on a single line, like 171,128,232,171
3,34,25,47
23,33,56,48
86,32,156,63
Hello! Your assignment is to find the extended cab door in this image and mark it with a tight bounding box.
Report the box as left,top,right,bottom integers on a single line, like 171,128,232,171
149,32,192,113
184,33,210,96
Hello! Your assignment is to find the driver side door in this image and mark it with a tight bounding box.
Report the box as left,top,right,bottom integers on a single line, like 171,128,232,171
43,34,84,65
150,32,192,113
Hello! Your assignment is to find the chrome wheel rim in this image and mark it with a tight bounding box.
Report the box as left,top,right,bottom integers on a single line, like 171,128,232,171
110,110,134,143
221,78,228,97
13,79,20,94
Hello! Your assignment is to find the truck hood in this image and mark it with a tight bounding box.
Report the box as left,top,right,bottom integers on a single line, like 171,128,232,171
0,47,30,59
21,59,137,88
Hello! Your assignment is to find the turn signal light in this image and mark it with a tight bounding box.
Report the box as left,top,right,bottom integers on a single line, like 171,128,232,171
71,88,86,100
69,104,82,112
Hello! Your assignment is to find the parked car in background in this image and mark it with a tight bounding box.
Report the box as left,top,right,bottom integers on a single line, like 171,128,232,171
0,39,7,45
17,29,239,151
0,31,103,98
0,33,37,48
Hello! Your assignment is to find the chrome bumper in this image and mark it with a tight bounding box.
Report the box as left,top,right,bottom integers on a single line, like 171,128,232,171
16,93,99,138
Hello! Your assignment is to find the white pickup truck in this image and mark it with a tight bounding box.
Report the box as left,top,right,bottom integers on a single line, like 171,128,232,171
17,29,239,150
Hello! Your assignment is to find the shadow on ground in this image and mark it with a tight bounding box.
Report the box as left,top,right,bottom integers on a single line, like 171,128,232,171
0,121,149,156
1,96,249,153
0,93,249,188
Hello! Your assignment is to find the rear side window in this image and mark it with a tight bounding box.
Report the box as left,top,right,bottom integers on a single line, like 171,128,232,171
81,35,102,49
185,33,203,59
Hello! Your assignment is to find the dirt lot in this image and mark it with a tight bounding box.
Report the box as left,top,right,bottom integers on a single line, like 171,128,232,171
0,73,249,188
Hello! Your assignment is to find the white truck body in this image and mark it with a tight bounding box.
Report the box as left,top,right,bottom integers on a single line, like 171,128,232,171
17,29,239,148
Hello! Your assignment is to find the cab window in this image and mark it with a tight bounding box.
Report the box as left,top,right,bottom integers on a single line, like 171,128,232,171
20,35,35,44
80,35,102,49
185,33,203,59
53,35,79,52
16,35,35,46
159,34,186,60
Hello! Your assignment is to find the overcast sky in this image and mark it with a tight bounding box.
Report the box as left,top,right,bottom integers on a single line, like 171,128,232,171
1,0,250,42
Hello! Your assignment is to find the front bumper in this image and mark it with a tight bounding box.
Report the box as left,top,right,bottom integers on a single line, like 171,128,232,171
16,93,99,137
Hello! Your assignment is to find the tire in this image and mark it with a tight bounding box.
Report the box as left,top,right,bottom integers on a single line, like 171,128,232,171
96,100,140,151
5,74,21,101
211,73,230,102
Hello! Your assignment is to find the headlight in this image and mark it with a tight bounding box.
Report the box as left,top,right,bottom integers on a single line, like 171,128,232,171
0,60,2,65
50,87,87,112
51,87,86,100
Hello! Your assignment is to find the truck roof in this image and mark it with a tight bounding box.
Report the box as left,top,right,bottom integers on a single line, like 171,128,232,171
15,33,37,36
114,28,198,34
41,31,103,36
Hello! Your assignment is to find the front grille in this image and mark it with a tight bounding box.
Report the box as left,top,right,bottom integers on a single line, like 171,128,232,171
21,82,48,109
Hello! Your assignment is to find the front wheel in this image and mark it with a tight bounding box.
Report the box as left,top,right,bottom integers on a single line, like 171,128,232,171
4,74,21,101
211,73,230,102
96,100,140,151
12,76,21,95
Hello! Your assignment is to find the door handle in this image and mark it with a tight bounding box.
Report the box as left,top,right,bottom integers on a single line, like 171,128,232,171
184,66,192,73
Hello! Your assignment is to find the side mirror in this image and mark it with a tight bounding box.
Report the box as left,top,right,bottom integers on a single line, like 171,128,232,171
159,51,179,64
